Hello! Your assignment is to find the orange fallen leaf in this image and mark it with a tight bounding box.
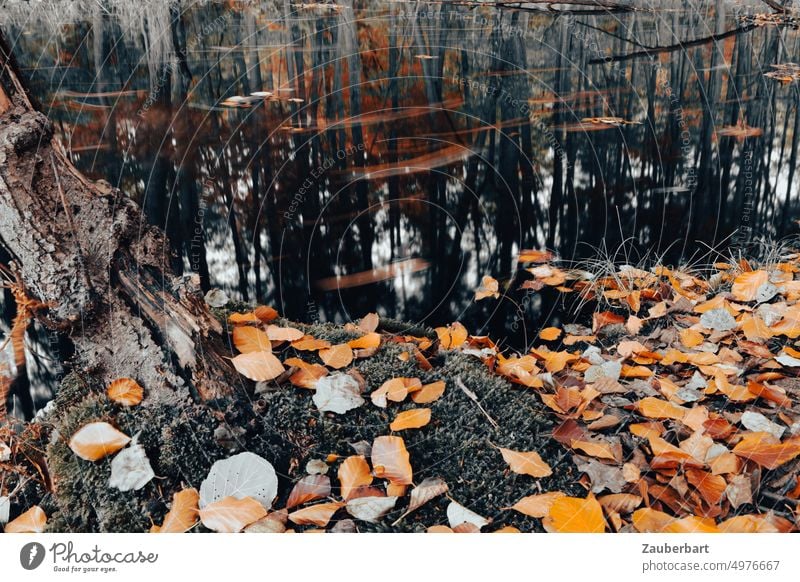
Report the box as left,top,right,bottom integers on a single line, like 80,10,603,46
597,493,642,514
679,328,704,348
229,311,260,324
106,378,144,406
286,475,331,509
254,305,279,322
685,469,726,506
411,380,446,404
427,525,454,533
510,492,565,518
543,494,605,533
518,249,554,263
69,422,131,461
358,312,380,333
475,275,500,300
436,322,468,349
290,336,331,351
288,502,343,527
390,408,432,431
733,433,800,469
498,447,552,478
731,270,769,302
637,397,687,420
233,326,272,353
152,488,200,533
198,496,267,533
338,456,373,500
266,325,304,342
319,344,354,369
284,357,328,389
371,377,420,406
371,436,413,485
632,508,718,533
539,327,562,341
4,505,46,533
570,439,618,461
592,311,625,333
231,351,285,381
348,332,381,350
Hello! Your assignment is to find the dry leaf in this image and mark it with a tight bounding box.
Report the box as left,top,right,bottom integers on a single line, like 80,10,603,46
108,441,154,491
371,436,413,485
447,501,488,529
346,496,398,523
733,433,800,469
436,322,468,349
371,377,420,407
731,270,769,302
199,452,278,510
232,326,272,353
348,332,381,350
286,475,331,509
390,408,431,431
288,502,343,527
106,378,144,406
539,327,562,341
475,275,500,300
510,492,565,518
312,373,365,414
266,325,304,341
229,311,259,324
231,351,285,381
4,506,46,533
199,496,267,533
339,456,373,501
69,422,131,461
358,312,380,332
406,477,449,515
571,439,618,461
291,336,331,351
637,397,686,420
285,357,328,389
152,489,200,533
498,447,552,478
411,380,445,404
597,493,642,514
319,344,354,369
543,494,605,533
254,305,279,322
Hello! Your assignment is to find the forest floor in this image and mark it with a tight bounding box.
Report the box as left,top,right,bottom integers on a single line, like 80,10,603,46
3,252,800,533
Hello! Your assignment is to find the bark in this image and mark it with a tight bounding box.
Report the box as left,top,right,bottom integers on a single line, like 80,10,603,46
0,31,238,405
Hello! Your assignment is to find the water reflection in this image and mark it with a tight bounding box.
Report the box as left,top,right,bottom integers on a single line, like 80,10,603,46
2,0,800,353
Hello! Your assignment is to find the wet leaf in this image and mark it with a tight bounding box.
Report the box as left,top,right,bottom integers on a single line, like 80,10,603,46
69,422,131,462
338,456,373,501
319,344,354,369
288,502,343,527
199,496,267,533
231,351,285,381
4,506,46,533
106,378,144,406
390,408,431,431
286,475,331,509
232,326,272,353
152,489,199,533
371,436,413,485
543,494,605,533
498,447,552,478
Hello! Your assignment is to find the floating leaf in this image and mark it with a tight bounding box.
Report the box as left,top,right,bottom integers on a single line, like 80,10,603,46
475,276,500,301
371,436,413,485
152,489,199,533
231,351,285,381
498,447,552,478
199,496,266,533
319,344,354,369
106,378,144,406
390,408,431,431
313,373,365,414
233,326,272,353
346,496,398,523
411,380,446,404
4,506,46,533
288,502,343,527
338,456,373,501
447,501,488,529
286,475,331,509
69,422,131,462
199,452,278,509
543,494,605,533
108,442,154,491
510,492,565,518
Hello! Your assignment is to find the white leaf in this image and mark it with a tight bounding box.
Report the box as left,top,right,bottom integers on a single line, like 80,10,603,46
776,353,800,367
740,411,785,440
0,441,10,462
699,308,736,331
0,496,9,525
204,288,229,307
312,373,365,414
108,442,155,491
306,459,329,475
755,282,778,303
346,496,398,523
199,452,278,510
446,500,488,529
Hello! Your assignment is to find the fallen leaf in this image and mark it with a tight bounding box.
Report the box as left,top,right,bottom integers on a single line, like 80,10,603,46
233,326,272,353
348,332,381,350
498,447,552,478
106,378,144,406
229,311,259,324
288,502,343,527
338,456,373,500
152,489,200,533
637,397,686,420
358,312,380,332
733,433,800,469
597,493,642,514
108,441,155,491
371,436,413,485
254,305,279,322
291,336,331,351
69,422,131,462
199,452,278,510
286,475,331,509
406,477,449,515
231,351,285,381
199,496,267,533
346,496,398,523
436,322,468,349
510,492,565,518
571,439,618,461
539,327,562,341
731,270,769,302
312,373,365,414
4,506,46,533
390,408,431,431
285,357,328,389
266,325,304,341
518,249,554,263
411,380,446,404
319,344,354,369
447,501,488,529
592,311,625,333
475,275,500,300
543,494,605,533
371,377,420,407
244,510,288,533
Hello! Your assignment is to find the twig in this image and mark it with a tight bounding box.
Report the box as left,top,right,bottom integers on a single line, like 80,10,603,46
456,377,499,429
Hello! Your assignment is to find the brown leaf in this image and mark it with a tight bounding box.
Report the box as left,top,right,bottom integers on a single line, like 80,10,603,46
266,325,304,342
371,436,413,485
4,505,46,533
152,488,199,533
411,380,445,404
319,344,354,369
106,378,144,406
231,351,285,381
69,422,131,461
597,493,642,514
358,312,380,332
731,270,769,302
286,475,332,509
198,496,267,533
233,326,273,353
284,357,328,389
254,305,279,322
570,439,618,462
510,492,565,518
390,408,431,431
733,433,800,469
498,447,552,478
338,456,373,501
543,494,605,533
406,477,449,514
288,502,343,527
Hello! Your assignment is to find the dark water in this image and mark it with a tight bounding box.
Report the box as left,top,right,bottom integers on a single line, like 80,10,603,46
2,0,800,397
